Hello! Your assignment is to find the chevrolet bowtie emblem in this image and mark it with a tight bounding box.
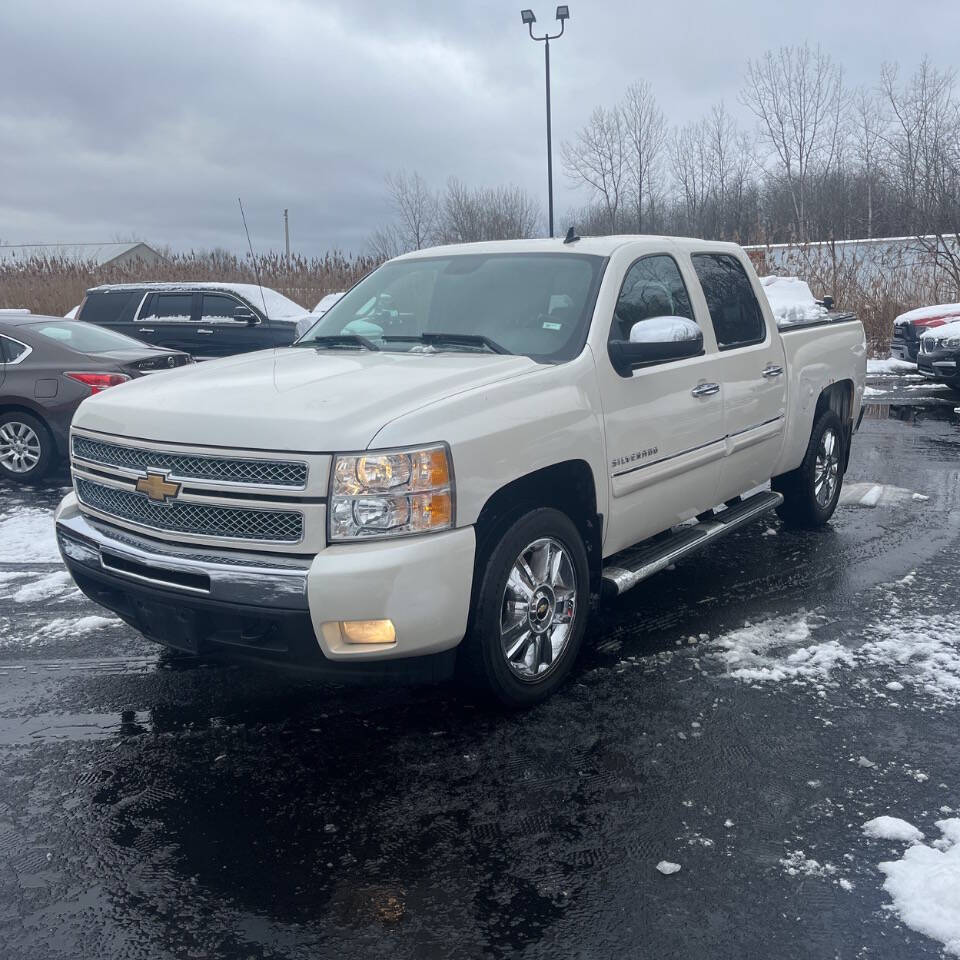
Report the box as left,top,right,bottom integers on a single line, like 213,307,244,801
135,471,181,503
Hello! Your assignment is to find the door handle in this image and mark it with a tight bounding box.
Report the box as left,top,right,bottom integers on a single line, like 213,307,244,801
197,328,214,335
762,364,784,378
138,327,155,333
691,382,720,398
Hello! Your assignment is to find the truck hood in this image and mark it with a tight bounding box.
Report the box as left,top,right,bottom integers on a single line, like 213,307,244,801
73,347,538,451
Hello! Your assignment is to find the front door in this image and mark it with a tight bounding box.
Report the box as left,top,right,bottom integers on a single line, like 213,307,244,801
688,253,787,501
134,292,199,354
600,253,728,556
194,293,278,358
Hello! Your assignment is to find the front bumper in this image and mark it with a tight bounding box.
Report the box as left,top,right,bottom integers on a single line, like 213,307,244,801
917,351,960,383
55,494,476,678
890,335,919,363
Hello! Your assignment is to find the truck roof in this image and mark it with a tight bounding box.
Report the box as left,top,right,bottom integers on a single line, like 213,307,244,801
395,235,745,260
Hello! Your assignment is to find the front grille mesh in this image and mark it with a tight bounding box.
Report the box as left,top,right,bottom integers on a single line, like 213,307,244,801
72,436,307,488
76,478,303,543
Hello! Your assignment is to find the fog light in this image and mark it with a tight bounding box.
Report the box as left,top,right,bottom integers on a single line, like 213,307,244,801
339,619,396,645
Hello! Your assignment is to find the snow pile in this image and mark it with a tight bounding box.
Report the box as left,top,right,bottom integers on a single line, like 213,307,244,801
780,849,837,878
711,614,854,683
760,276,828,326
863,816,924,843
867,357,917,375
8,571,74,603
865,817,960,956
0,508,60,564
656,861,681,875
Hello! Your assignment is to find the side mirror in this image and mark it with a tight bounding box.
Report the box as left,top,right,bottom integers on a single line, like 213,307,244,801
233,307,259,324
608,316,704,377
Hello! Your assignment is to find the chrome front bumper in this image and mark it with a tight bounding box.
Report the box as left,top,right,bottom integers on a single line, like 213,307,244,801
56,503,311,610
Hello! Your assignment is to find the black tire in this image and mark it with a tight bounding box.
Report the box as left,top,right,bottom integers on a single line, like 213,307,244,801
0,411,55,484
459,507,590,708
772,409,845,528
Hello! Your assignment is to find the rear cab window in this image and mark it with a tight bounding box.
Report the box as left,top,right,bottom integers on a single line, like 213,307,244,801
690,254,767,350
78,290,144,326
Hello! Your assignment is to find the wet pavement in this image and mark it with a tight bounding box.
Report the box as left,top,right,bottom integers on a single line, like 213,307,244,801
1,374,959,959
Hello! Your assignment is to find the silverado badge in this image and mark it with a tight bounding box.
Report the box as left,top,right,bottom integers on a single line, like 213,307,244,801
136,471,181,503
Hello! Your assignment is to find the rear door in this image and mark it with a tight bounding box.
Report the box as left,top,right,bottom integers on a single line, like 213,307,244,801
689,252,787,501
600,252,727,556
195,293,279,358
135,292,200,354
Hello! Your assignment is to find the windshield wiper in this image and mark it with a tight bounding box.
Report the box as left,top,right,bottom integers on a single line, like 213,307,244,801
381,332,511,354
297,335,380,351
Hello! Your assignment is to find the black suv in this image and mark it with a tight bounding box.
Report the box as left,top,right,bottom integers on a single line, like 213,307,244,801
75,283,314,358
917,324,960,394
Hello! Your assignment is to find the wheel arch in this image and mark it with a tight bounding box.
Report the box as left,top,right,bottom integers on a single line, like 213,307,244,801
815,379,855,470
473,459,603,596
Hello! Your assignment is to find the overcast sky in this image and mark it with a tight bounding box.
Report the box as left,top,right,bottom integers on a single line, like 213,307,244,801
1,0,958,256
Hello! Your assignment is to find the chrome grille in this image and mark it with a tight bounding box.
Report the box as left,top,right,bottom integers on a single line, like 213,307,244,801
75,478,303,543
72,436,307,488
921,337,936,354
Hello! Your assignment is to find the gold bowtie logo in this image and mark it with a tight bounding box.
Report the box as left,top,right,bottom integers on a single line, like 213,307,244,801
135,471,181,503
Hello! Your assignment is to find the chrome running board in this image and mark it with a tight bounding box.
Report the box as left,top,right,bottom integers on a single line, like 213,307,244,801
601,490,783,597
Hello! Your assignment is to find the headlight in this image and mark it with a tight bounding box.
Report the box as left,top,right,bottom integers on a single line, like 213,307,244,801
945,337,960,349
329,444,454,541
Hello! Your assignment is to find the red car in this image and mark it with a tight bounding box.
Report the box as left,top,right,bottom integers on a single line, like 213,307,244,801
891,303,960,362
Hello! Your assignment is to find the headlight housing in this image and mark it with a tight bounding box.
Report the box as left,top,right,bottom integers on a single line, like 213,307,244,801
945,337,960,349
329,444,454,541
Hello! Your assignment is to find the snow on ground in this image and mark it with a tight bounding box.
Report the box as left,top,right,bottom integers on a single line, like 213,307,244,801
864,817,960,956
760,276,828,325
710,592,960,703
0,507,59,564
0,614,118,650
5,570,75,603
867,357,918,375
863,816,924,843
839,483,924,508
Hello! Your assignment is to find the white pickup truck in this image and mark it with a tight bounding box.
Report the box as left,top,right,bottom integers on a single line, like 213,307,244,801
55,236,866,705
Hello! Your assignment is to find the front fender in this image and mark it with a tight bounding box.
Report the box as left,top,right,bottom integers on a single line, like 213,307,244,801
368,348,608,531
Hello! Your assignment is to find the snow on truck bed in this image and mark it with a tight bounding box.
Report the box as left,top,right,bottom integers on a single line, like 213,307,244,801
759,276,828,326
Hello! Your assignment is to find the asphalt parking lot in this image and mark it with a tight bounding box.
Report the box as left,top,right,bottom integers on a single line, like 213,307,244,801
1,373,959,959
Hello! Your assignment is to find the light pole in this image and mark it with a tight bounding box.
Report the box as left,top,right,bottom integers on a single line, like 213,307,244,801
521,6,569,239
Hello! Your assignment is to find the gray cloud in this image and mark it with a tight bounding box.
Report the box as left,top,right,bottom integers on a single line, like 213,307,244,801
1,0,958,254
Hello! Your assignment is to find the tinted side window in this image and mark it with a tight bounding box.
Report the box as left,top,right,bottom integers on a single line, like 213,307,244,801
0,335,30,362
78,290,143,325
691,254,766,349
611,255,694,342
201,293,243,321
142,294,194,323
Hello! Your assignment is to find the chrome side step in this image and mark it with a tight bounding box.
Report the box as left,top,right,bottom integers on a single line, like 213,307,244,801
601,490,783,597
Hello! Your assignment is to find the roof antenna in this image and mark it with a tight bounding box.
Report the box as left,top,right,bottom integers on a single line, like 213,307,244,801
238,197,269,315
564,226,580,244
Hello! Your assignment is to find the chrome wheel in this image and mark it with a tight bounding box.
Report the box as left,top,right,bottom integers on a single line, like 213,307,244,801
0,421,42,474
814,427,840,507
500,537,578,682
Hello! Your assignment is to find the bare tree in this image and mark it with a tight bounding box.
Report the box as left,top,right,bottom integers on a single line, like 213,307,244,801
741,43,847,240
671,117,711,235
880,59,960,286
384,170,439,251
851,87,886,237
367,223,405,261
437,178,541,243
561,106,627,232
621,81,666,231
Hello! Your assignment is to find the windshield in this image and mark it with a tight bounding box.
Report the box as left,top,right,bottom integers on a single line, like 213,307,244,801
297,253,606,362
27,320,152,353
